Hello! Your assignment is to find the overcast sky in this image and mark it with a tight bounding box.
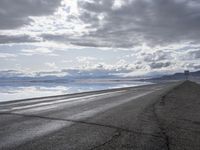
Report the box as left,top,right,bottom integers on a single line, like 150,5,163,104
0,0,200,76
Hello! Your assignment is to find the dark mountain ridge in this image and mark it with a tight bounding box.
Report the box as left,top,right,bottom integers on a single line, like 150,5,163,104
149,70,200,81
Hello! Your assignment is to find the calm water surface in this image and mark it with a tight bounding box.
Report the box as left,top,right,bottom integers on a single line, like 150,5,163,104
0,81,152,102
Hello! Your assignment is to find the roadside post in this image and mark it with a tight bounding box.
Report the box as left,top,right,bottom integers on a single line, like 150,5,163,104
184,70,189,80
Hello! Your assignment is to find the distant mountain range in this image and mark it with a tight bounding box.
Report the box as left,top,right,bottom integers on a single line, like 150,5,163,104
0,69,199,86
0,69,138,86
147,70,200,81
0,69,123,80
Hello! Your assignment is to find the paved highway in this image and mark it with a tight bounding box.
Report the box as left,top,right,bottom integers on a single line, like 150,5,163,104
1,81,199,150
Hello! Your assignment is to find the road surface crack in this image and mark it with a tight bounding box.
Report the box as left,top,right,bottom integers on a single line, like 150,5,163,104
153,97,171,150
0,112,163,140
150,82,185,150
89,129,121,150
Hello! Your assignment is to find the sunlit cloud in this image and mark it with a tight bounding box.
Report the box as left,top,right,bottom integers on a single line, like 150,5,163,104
20,48,58,56
0,53,17,58
0,0,200,75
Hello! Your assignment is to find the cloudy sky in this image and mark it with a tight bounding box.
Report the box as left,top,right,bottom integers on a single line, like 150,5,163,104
0,0,200,77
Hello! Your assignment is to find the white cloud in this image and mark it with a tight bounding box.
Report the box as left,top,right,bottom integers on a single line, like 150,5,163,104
45,62,58,69
112,0,127,10
0,53,17,58
75,56,97,69
20,48,58,56
76,56,97,62
36,71,69,77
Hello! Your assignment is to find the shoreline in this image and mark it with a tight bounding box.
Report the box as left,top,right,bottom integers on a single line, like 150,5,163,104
0,81,156,104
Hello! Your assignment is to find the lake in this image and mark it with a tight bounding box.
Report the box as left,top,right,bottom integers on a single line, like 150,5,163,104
0,80,152,102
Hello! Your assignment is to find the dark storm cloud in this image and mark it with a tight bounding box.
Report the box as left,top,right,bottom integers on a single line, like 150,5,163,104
150,62,171,69
42,33,138,48
189,50,200,59
0,0,61,29
142,51,172,62
75,0,200,47
185,63,200,70
1,0,200,48
141,50,173,69
0,35,39,44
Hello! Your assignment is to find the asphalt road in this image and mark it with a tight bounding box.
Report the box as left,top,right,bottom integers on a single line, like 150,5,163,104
0,81,200,150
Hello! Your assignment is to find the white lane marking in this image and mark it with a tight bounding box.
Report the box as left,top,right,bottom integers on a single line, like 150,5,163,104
3,90,127,111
